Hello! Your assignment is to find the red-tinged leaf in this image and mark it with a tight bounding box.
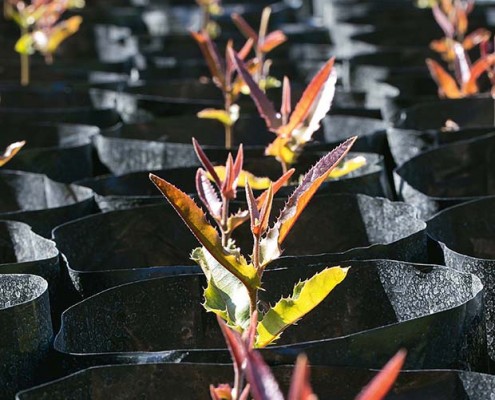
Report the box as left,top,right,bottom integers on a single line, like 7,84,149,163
455,7,468,36
246,181,260,234
255,168,295,213
217,315,246,377
193,138,222,188
238,37,255,61
430,38,450,54
0,140,25,167
196,169,222,220
463,54,495,95
355,349,407,400
432,4,454,38
210,384,233,400
229,48,282,130
191,31,225,89
245,350,284,400
149,174,260,290
426,58,463,98
260,30,287,53
256,183,273,237
233,144,244,182
278,57,335,137
222,153,236,199
273,136,356,244
462,28,491,50
288,355,315,400
231,12,258,41
281,76,291,123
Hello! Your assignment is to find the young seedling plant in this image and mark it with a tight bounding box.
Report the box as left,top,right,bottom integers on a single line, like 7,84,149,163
231,6,287,89
191,30,255,149
5,0,84,85
230,49,366,179
150,135,356,349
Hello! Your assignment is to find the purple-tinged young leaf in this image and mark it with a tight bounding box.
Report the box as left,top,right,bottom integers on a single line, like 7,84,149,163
196,169,222,220
239,38,255,61
288,355,316,400
229,48,282,130
222,153,236,199
233,144,244,183
191,31,226,89
217,315,246,378
193,138,222,188
355,349,406,400
231,12,258,41
432,4,454,38
256,168,295,210
245,349,284,400
274,136,357,244
246,181,260,233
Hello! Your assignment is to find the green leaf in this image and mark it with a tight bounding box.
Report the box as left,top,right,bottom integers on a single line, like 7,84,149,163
15,34,36,55
192,246,252,330
255,266,348,348
197,108,234,127
149,174,261,291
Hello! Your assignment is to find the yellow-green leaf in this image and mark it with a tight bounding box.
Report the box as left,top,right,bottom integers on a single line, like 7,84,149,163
197,108,234,127
255,266,348,348
149,174,260,291
0,141,25,167
209,166,273,190
193,247,251,330
44,16,83,54
15,33,36,55
327,156,367,180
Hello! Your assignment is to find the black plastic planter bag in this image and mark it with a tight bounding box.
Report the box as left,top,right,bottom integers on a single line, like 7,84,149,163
0,274,53,399
394,134,495,219
53,194,426,297
0,123,99,183
0,170,97,237
15,363,495,400
386,127,495,166
52,260,486,373
76,152,391,212
427,196,495,362
393,96,495,131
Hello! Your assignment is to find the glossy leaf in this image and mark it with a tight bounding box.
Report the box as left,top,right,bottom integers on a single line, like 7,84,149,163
256,267,348,348
355,349,407,400
272,136,356,245
196,169,222,220
0,141,25,167
149,174,260,290
278,57,335,137
193,246,252,329
426,58,462,98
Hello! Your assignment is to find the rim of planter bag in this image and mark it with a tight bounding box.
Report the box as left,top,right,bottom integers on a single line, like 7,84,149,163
0,170,96,237
0,274,53,399
76,152,387,208
0,220,59,275
14,363,495,399
392,95,495,130
51,260,484,372
52,194,426,298
393,134,495,218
